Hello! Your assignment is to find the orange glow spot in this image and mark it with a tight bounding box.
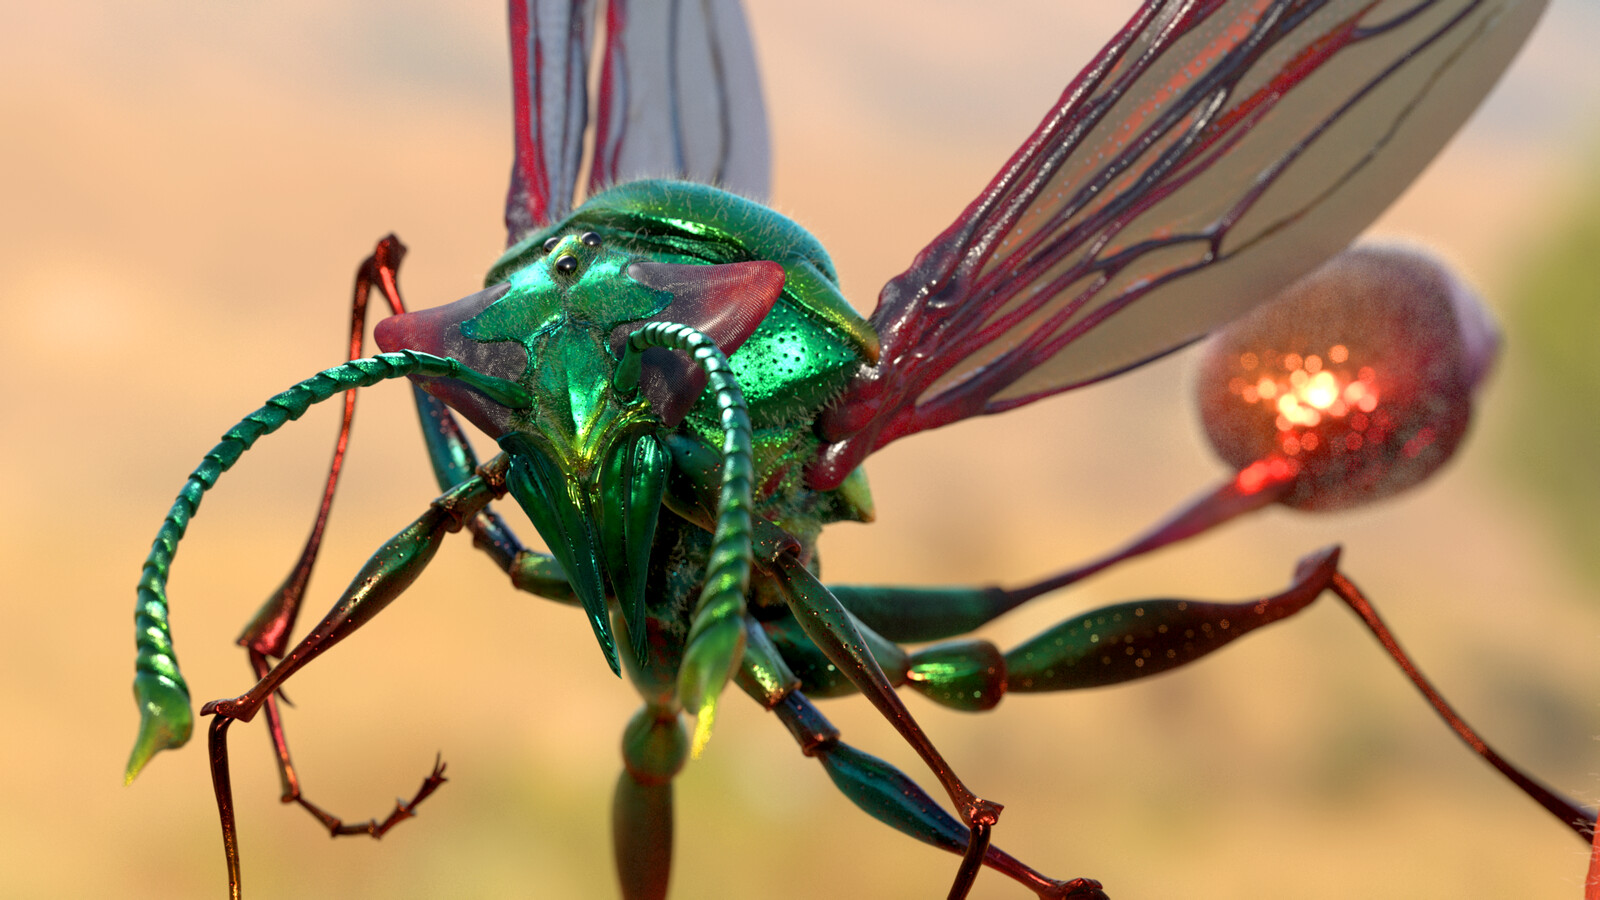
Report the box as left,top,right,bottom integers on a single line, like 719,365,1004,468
1329,344,1349,363
1284,352,1303,371
1358,395,1377,413
1237,460,1270,494
1235,456,1299,495
1257,377,1278,399
1289,369,1309,388
1305,354,1322,374
1240,352,1259,371
1303,371,1338,409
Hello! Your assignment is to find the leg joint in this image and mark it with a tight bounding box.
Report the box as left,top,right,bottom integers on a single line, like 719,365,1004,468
774,691,840,757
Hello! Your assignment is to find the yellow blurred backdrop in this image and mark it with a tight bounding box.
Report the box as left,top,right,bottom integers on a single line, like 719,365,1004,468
2,1,1598,898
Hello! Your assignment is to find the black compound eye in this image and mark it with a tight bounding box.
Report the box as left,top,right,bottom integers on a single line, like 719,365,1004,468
543,236,561,253
580,231,602,247
554,254,579,274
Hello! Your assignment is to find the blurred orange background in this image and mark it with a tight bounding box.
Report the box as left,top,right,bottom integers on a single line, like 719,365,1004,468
3,1,1599,897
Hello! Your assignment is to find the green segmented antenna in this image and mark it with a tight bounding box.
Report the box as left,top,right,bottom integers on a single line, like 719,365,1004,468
127,352,530,783
615,321,754,755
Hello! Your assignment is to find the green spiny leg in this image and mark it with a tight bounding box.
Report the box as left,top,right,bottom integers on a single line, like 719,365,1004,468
200,454,513,899
613,703,689,900
616,321,755,752
733,621,1106,900
761,552,1002,890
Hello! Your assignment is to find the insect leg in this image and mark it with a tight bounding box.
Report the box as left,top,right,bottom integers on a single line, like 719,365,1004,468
760,552,1003,878
226,237,415,814
237,236,411,666
234,236,562,653
1327,571,1595,840
200,455,512,896
830,550,1596,841
234,238,569,815
734,621,1105,900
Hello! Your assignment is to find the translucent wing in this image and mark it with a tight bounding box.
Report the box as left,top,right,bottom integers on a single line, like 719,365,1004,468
504,0,770,246
588,0,770,201
505,0,595,243
810,0,1545,489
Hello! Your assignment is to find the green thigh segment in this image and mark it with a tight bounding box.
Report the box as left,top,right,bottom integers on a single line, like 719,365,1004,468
766,550,1339,710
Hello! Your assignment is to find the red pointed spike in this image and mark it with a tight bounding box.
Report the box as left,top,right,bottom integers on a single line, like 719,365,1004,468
375,284,525,438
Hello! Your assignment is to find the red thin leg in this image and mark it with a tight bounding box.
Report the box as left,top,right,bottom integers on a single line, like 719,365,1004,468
298,756,449,838
1329,571,1595,840
237,235,410,659
207,716,243,900
200,464,507,898
247,649,447,838
947,821,992,900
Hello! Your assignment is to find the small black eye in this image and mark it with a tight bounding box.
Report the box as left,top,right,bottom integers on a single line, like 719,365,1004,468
580,231,602,247
543,236,561,253
555,254,579,274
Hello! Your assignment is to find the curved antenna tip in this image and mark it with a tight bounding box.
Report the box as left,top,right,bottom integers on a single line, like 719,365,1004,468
125,680,193,784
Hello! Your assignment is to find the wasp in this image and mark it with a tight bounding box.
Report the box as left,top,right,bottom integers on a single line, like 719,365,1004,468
126,1,1593,897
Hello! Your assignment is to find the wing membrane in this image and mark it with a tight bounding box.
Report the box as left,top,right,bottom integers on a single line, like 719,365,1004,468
589,0,770,200
504,0,770,247
505,0,596,243
810,0,1544,489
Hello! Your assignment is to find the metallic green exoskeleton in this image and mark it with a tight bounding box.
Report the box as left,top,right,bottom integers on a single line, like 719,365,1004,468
130,180,1103,898
129,177,883,763
456,180,882,746
128,1,1597,896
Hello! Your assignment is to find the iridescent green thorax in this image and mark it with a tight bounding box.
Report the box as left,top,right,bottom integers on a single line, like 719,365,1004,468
489,180,879,391
485,179,879,520
465,180,879,677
